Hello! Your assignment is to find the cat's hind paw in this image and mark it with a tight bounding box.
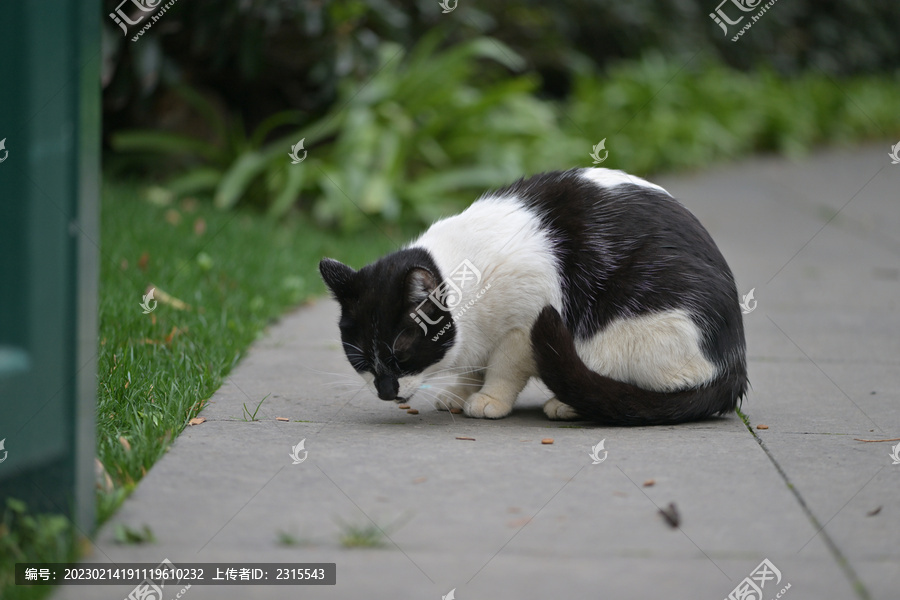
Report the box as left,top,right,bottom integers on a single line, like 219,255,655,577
465,392,513,419
543,397,580,421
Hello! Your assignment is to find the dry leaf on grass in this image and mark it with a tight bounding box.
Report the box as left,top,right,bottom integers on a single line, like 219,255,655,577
148,285,191,311
189,417,206,426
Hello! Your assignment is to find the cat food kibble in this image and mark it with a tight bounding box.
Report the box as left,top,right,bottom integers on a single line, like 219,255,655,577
407,408,419,415
398,404,410,409
450,407,463,414
541,438,554,445
757,424,769,430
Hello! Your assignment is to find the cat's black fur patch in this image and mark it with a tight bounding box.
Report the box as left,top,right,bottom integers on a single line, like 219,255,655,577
492,170,746,383
531,306,745,425
319,248,456,400
486,169,746,424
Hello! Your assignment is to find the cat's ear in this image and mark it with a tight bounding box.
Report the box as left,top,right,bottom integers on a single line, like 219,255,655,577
319,258,357,300
405,267,438,304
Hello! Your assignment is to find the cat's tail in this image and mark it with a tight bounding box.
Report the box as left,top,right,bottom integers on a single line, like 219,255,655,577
530,306,746,426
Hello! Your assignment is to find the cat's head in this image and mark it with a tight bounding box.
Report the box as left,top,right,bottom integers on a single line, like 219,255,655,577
319,248,456,402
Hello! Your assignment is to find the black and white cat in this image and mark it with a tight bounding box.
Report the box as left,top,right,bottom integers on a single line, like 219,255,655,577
319,168,747,425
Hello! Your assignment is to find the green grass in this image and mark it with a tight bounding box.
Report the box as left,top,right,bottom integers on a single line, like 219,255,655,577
0,499,79,600
337,521,388,548
95,180,408,519
2,180,409,600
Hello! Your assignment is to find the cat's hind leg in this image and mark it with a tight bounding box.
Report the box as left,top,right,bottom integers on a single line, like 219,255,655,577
543,397,580,420
465,328,534,419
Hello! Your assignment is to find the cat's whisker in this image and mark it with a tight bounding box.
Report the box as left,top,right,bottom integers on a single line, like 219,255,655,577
341,341,365,354
298,365,360,380
413,388,458,423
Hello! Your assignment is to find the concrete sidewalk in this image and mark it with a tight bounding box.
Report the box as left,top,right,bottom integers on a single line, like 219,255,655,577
56,145,899,600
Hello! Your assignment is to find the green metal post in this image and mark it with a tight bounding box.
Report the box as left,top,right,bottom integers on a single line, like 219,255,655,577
0,0,100,535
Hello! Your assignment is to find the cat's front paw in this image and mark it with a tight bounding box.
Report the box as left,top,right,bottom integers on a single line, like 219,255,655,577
433,392,467,412
543,397,580,421
465,393,513,419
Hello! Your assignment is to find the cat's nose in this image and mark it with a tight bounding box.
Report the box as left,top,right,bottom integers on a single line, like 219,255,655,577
374,374,399,400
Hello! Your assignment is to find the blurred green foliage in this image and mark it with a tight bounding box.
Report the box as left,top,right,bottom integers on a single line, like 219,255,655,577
0,498,76,600
110,34,900,230
102,0,900,131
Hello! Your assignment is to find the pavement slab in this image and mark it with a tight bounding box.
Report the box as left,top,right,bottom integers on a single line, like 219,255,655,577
53,144,899,600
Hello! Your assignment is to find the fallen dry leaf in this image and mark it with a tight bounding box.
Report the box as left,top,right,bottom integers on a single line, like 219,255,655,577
118,436,131,452
181,197,198,213
193,217,206,236
149,285,191,311
164,209,181,226
164,326,184,345
659,502,680,528
95,458,114,493
138,252,149,271
275,417,290,422
189,417,206,426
